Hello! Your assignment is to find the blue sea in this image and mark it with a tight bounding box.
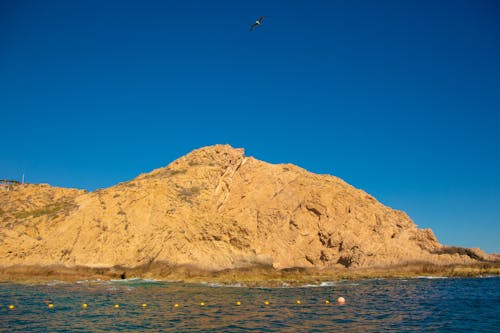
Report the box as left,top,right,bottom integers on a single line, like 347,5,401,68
1,277,499,332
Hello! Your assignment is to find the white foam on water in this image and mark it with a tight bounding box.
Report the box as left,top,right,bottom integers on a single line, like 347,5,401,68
200,282,246,288
319,281,335,287
284,281,336,288
296,281,358,288
413,276,448,280
109,277,161,283
44,280,67,286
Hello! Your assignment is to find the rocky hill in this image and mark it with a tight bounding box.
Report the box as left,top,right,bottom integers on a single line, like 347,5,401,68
0,145,494,279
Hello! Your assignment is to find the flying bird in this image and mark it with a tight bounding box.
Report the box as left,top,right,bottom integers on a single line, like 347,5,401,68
250,16,266,31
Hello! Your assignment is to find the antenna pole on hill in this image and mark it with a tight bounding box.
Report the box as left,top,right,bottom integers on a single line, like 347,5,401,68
22,174,24,184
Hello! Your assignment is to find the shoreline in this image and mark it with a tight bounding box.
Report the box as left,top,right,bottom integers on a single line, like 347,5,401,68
1,262,499,286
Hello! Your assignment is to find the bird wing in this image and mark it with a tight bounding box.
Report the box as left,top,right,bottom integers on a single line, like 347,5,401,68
258,16,266,22
250,23,257,31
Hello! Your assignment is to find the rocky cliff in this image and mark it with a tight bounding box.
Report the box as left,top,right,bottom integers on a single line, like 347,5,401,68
0,145,492,274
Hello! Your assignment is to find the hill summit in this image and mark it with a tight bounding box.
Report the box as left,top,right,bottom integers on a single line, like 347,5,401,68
0,145,494,280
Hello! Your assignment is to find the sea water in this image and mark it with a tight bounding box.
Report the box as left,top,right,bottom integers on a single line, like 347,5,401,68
1,277,499,332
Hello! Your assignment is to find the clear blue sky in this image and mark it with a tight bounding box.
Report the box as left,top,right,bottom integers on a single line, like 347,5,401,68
1,1,499,253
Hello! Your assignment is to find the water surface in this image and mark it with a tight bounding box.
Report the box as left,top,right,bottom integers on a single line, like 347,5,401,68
1,277,499,332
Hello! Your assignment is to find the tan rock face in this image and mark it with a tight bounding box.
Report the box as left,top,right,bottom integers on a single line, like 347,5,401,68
0,144,490,271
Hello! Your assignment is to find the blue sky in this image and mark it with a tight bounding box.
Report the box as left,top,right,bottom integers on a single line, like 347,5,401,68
1,0,499,253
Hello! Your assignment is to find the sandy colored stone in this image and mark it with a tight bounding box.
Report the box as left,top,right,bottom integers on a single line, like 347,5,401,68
0,144,495,273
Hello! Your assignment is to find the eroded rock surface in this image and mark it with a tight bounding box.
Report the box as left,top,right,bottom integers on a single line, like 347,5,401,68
0,145,492,271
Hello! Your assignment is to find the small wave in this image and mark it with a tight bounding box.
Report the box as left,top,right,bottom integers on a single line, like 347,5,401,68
299,284,322,288
300,281,336,288
200,282,246,288
109,277,160,283
254,281,340,289
412,276,448,279
293,281,337,288
75,279,101,284
44,280,68,286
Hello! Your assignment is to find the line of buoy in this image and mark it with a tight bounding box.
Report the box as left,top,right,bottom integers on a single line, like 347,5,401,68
5,297,346,310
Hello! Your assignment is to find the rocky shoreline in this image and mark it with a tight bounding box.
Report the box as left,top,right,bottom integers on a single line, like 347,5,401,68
1,262,499,286
2,145,497,280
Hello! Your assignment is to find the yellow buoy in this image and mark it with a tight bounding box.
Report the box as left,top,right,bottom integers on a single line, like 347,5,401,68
82,303,88,309
141,303,147,308
236,301,241,306
325,300,330,304
114,304,120,309
296,300,301,305
174,303,179,308
200,302,205,306
48,303,54,309
8,305,15,310
264,301,270,305
337,297,346,304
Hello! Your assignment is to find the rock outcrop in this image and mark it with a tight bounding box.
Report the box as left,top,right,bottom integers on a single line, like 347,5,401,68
0,144,493,273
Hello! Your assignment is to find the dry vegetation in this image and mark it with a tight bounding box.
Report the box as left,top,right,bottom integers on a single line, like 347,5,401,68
13,201,77,220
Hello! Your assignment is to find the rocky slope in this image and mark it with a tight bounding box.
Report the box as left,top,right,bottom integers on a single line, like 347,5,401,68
0,145,493,275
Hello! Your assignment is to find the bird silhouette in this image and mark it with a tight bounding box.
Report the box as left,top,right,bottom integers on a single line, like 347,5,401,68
250,16,266,31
